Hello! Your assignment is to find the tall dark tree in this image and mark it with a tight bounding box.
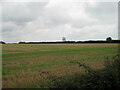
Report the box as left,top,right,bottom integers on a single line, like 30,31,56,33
106,37,112,43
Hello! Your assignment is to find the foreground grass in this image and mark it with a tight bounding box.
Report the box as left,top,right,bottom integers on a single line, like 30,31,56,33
21,55,120,89
2,44,118,88
48,55,120,89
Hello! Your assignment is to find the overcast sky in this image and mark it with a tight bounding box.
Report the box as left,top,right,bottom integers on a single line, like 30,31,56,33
2,0,118,43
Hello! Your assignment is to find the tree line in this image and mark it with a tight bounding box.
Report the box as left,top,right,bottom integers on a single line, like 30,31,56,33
18,37,120,44
18,40,120,44
1,37,120,44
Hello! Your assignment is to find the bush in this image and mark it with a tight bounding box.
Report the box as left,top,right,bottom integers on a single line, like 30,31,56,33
49,55,120,89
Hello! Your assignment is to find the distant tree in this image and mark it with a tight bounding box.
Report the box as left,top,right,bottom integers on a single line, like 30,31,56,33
0,41,5,44
106,37,112,43
19,42,25,44
62,37,66,42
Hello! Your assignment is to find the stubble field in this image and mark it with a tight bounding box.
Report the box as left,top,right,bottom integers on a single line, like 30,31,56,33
2,43,118,88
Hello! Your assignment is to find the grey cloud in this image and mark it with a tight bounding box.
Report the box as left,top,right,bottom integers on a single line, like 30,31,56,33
69,2,118,29
85,2,118,24
3,2,47,25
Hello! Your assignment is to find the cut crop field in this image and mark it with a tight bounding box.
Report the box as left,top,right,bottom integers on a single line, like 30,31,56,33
2,44,118,88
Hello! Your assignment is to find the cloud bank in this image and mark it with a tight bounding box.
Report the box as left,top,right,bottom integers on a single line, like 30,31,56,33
2,0,118,43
